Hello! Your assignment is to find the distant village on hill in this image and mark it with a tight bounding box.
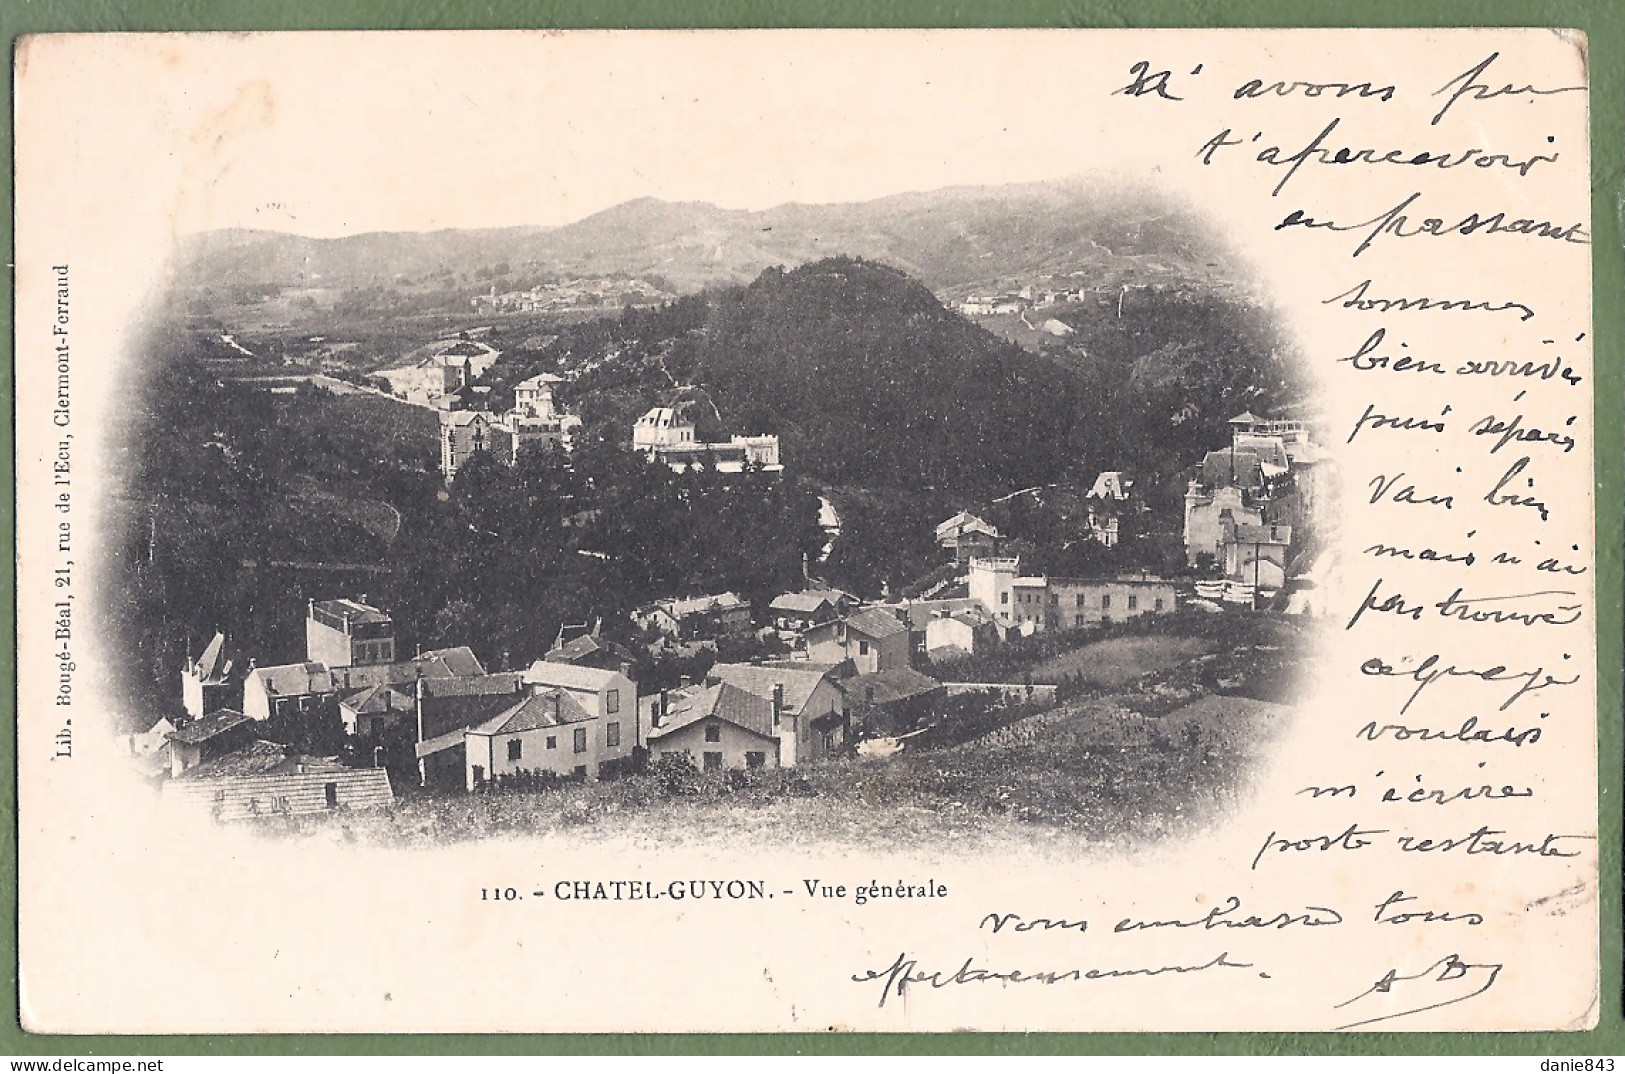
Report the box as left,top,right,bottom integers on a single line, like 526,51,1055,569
117,186,1324,841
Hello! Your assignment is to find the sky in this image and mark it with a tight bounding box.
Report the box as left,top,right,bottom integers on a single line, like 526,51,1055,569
44,30,1169,237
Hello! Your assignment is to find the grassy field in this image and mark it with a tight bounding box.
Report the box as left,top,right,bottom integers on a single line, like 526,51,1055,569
1028,634,1218,688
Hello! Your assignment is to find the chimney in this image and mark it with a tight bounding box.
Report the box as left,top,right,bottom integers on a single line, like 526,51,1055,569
772,684,784,726
552,692,561,721
679,675,692,689
620,660,633,680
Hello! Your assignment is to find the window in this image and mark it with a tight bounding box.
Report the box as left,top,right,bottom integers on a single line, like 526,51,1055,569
1155,597,1165,611
1000,592,1009,605
507,739,523,762
573,765,587,778
704,723,721,743
606,689,620,714
703,752,723,771
1076,593,1086,608
1075,615,1085,627
1128,594,1138,611
858,639,870,656
745,751,766,769
324,782,339,809
606,722,620,748
1049,593,1059,605
546,735,557,749
573,728,587,753
1101,594,1112,610
471,765,485,785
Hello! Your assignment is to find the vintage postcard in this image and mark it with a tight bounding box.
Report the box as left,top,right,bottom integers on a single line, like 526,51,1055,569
12,30,1597,1033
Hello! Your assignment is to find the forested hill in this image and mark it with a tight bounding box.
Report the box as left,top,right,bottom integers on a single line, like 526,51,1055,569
694,258,1080,494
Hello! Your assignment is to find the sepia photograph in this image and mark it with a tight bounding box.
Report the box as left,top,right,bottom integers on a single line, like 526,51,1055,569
11,28,1600,1036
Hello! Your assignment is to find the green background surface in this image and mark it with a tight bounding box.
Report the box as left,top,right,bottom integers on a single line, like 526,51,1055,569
2,0,1620,1057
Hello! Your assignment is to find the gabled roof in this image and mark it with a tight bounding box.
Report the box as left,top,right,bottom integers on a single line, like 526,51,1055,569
839,608,909,640
648,682,776,741
881,598,982,632
935,511,1000,542
521,661,623,693
470,690,594,736
545,633,634,665
1231,523,1293,545
708,663,832,714
193,631,232,681
166,709,255,745
768,591,836,616
636,406,692,428
311,598,391,626
174,739,352,780
847,667,943,706
340,684,414,714
515,373,564,389
249,662,333,697
442,410,492,428
416,646,486,677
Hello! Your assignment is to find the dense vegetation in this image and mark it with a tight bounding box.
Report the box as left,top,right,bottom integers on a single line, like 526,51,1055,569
102,346,822,724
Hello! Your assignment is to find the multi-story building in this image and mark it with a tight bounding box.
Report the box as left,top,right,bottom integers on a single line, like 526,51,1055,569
968,557,1176,633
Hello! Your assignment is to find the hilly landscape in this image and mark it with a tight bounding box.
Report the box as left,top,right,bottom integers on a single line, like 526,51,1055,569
164,176,1256,324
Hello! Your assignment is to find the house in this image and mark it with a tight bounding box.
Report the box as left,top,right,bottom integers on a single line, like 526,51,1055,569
520,661,639,767
632,406,697,453
707,661,850,765
440,410,496,481
161,740,394,820
543,623,638,672
1223,521,1292,591
880,598,986,655
767,590,837,632
180,631,238,718
646,682,781,771
632,592,752,640
242,647,485,723
164,709,258,777
632,405,783,474
305,598,397,669
462,689,600,789
968,557,1176,632
935,512,1002,563
924,608,1000,657
1088,471,1134,501
1184,410,1316,574
338,684,415,738
804,608,911,674
845,667,945,736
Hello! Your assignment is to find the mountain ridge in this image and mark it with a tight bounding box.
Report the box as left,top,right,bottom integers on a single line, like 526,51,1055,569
169,176,1253,302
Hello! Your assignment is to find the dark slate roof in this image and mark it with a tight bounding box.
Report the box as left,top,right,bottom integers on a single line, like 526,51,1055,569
341,685,414,714
841,608,909,640
849,668,944,706
167,709,255,745
471,689,593,736
544,634,635,665
174,740,351,780
649,682,776,741
416,646,487,677
709,663,831,714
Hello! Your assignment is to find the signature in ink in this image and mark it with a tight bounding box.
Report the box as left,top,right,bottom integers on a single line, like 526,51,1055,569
1333,953,1503,1030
